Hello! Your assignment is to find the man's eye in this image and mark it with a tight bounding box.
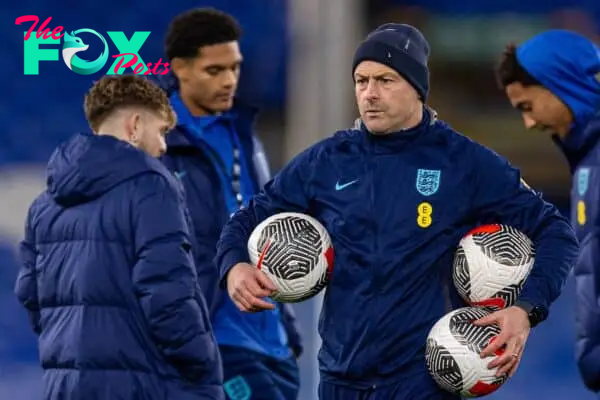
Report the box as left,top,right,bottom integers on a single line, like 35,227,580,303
206,68,222,76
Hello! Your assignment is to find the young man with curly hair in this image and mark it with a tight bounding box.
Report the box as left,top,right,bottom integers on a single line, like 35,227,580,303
15,75,223,400
496,30,600,394
159,8,302,400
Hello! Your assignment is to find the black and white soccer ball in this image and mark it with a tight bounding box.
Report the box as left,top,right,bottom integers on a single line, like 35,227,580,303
247,212,334,303
425,307,508,398
453,224,535,310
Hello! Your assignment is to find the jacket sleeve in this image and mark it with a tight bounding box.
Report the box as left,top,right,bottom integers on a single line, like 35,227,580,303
132,174,219,383
470,145,579,313
574,231,600,391
251,137,305,355
280,303,303,357
215,145,317,285
15,205,41,335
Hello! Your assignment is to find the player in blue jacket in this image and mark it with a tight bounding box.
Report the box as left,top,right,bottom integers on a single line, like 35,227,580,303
160,8,301,400
216,24,580,399
496,30,600,393
14,75,223,399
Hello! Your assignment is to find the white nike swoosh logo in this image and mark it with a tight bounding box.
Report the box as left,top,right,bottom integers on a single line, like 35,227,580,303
335,179,359,191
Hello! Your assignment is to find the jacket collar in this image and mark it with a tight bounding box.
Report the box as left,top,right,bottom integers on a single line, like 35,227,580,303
552,112,600,171
166,91,259,149
360,106,436,153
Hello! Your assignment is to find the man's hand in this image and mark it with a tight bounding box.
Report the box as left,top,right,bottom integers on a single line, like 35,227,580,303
474,306,531,378
227,263,277,312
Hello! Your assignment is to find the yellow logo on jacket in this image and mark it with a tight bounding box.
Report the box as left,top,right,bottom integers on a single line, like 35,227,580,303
417,202,433,228
577,200,586,225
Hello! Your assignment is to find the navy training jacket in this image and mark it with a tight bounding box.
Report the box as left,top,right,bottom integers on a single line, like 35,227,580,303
216,109,579,389
15,133,223,400
158,73,303,358
555,113,600,391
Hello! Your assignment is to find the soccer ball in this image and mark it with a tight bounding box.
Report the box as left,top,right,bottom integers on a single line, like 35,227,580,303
247,212,334,303
425,307,508,398
453,224,535,310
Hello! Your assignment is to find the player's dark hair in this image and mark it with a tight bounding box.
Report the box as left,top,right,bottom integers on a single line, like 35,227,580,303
84,75,176,132
495,44,541,89
164,8,242,61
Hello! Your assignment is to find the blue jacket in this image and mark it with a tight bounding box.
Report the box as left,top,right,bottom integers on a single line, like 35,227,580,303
556,114,600,392
517,30,600,392
216,109,579,389
157,74,302,359
14,133,223,400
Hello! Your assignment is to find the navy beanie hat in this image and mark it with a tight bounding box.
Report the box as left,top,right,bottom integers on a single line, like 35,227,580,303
352,23,430,100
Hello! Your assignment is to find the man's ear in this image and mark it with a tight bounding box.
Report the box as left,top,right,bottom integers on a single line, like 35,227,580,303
125,112,142,145
171,57,190,82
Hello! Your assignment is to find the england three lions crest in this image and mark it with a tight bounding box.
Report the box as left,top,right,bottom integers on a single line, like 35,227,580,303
416,169,441,196
578,168,590,196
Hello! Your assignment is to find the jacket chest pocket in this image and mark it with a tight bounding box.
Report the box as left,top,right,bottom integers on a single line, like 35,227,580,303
375,165,461,237
312,188,376,274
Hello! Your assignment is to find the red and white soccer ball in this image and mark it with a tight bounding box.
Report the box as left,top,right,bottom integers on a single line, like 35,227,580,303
247,212,334,303
452,224,535,310
426,307,508,398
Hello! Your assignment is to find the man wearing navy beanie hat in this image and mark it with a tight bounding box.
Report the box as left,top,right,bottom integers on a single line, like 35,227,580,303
497,30,600,394
352,23,430,101
218,22,578,400
349,23,435,135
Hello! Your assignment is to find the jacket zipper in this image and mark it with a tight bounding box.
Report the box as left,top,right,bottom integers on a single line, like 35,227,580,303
368,147,379,381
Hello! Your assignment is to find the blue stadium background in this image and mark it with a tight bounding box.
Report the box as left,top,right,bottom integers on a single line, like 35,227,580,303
1,1,599,398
